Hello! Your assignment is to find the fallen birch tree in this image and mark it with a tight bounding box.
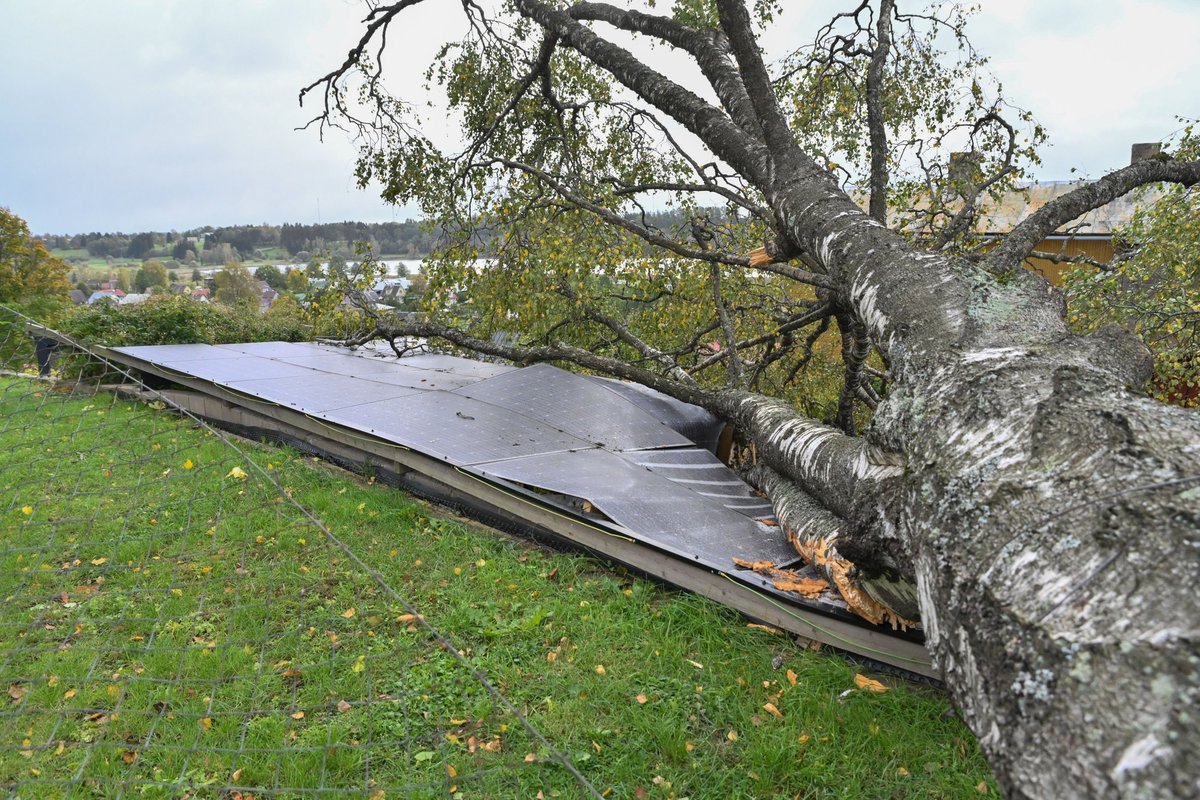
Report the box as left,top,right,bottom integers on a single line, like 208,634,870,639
302,2,1200,797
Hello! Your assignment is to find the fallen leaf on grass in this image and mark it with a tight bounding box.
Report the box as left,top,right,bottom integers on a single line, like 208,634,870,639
786,669,798,686
226,466,247,480
341,608,356,618
7,683,28,702
524,753,537,763
763,702,784,719
90,557,107,566
336,700,352,713
853,674,888,693
636,694,648,704
290,711,305,720
746,623,783,635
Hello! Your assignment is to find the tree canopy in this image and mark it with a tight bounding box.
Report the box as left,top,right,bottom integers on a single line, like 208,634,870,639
304,2,1200,797
0,207,71,305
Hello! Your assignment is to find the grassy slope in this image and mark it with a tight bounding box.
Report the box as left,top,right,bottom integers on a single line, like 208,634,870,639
0,378,995,798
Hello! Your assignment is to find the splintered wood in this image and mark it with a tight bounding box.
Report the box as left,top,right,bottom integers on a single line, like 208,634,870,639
732,558,829,599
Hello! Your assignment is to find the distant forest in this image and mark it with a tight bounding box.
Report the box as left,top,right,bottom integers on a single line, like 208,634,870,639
38,209,705,264
39,221,441,263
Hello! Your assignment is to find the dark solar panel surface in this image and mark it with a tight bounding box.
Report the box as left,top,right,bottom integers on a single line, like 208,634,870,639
117,341,793,569
224,373,425,412
115,343,237,363
320,391,597,464
473,449,796,564
619,448,775,518
453,363,692,451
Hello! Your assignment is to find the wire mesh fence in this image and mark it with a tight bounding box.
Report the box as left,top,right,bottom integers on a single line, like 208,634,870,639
0,306,601,798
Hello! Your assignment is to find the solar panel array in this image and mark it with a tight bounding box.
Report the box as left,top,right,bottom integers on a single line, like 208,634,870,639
116,342,796,566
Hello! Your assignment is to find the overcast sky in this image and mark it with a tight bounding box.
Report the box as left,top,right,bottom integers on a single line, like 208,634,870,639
2,0,1197,235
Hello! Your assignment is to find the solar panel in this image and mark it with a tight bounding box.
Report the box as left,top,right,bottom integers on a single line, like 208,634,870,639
585,375,724,451
473,449,796,565
116,343,238,362
619,448,775,518
453,364,693,450
224,373,426,412
215,341,331,358
318,390,598,464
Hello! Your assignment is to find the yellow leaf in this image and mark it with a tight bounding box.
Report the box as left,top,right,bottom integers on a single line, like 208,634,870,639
726,730,738,741
447,765,458,778
63,689,76,699
341,608,356,618
226,466,247,480
21,505,32,515
90,557,107,566
291,711,305,720
546,651,557,662
232,768,243,781
523,753,537,763
183,459,194,470
853,674,888,693
685,741,695,752
201,717,212,730
786,669,797,686
352,655,366,673
594,664,606,675
54,741,65,756
763,702,784,719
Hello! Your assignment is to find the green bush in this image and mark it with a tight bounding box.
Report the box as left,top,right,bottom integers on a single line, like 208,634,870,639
59,294,312,347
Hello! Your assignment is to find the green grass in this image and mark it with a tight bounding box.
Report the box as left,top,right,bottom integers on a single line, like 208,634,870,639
0,376,996,798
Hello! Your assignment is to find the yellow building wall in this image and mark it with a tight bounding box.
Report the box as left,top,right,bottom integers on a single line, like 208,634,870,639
1024,239,1113,285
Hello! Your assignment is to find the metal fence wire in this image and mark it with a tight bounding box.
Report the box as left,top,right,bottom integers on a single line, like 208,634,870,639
0,306,602,799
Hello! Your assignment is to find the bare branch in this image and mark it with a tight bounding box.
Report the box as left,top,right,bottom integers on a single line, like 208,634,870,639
866,0,895,223
709,262,745,386
984,157,1200,270
297,0,428,133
